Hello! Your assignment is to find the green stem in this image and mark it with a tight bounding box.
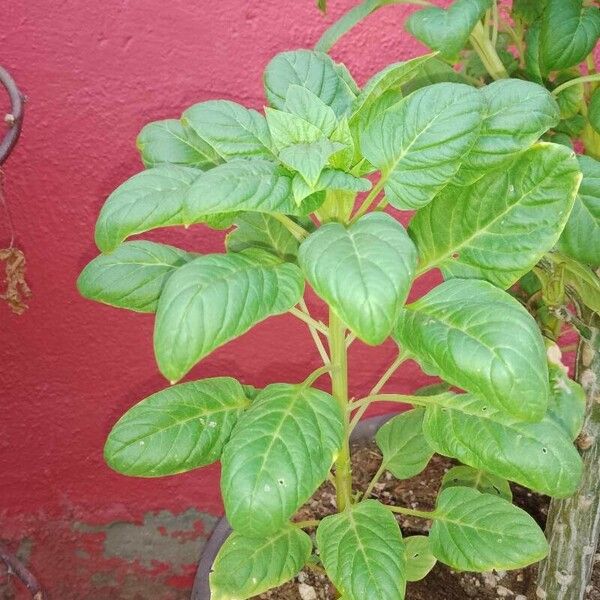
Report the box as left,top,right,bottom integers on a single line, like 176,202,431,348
490,1,499,48
362,462,387,500
272,214,310,241
298,298,331,364
329,308,352,511
388,505,435,519
350,392,429,414
469,21,509,80
502,21,525,67
552,74,600,97
350,176,386,224
295,519,321,529
302,364,332,387
289,306,329,336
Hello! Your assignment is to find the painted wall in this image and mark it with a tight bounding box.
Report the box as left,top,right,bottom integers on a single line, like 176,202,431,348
0,0,437,596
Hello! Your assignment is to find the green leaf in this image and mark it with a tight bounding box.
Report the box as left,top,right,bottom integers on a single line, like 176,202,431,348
400,57,473,95
154,250,304,382
316,500,406,600
551,252,600,313
539,0,600,73
350,54,437,122
265,107,326,150
410,143,582,288
395,278,550,421
558,155,600,267
406,0,492,60
405,536,437,582
513,0,546,24
459,79,560,179
77,241,193,313
299,213,417,345
221,384,344,536
524,20,543,84
104,377,249,477
226,213,300,260
292,169,371,204
279,139,345,187
285,85,338,137
182,100,273,161
548,358,586,441
554,71,585,120
441,465,512,501
422,393,583,497
375,409,434,480
430,487,548,571
361,83,484,210
209,525,312,600
589,88,600,134
264,50,356,117
136,119,221,169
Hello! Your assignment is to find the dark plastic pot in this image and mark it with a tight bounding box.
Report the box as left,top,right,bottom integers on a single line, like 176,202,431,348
191,413,395,600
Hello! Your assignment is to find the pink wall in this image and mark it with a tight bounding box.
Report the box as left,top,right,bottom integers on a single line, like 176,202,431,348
0,0,436,595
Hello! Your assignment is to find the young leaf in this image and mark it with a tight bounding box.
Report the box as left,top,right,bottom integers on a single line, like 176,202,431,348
316,500,406,600
154,250,304,382
395,278,550,421
292,169,371,204
375,409,434,480
284,85,338,137
430,487,548,571
209,525,312,600
539,0,600,73
410,143,582,288
361,83,484,210
226,213,300,260
512,0,546,25
558,155,600,267
182,100,273,161
221,384,344,536
104,378,249,477
405,0,492,60
265,107,326,150
264,50,356,117
405,536,437,583
136,119,221,169
279,139,345,187
422,393,583,497
441,465,512,502
548,360,586,441
77,241,194,313
299,213,417,345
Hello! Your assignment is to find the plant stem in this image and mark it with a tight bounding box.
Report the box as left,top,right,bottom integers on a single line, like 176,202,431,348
553,74,600,96
296,299,331,364
502,21,525,67
350,176,386,223
289,306,329,336
329,308,352,511
272,214,309,241
302,364,332,387
536,316,600,600
490,1,499,48
295,519,321,529
388,505,435,519
469,21,509,80
362,462,387,500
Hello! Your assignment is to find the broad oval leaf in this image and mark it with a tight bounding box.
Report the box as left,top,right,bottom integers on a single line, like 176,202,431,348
410,143,582,288
441,465,512,501
395,278,550,421
209,525,312,600
558,155,600,267
316,500,406,600
430,487,548,571
136,119,221,169
299,213,417,345
375,408,434,480
422,393,583,497
405,536,437,582
182,100,273,161
264,50,356,116
221,384,343,536
104,377,249,477
77,241,193,313
154,250,304,382
361,83,485,210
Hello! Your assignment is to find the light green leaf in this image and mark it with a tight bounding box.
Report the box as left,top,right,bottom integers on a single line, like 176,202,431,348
279,139,345,187
104,378,249,477
551,252,600,314
264,50,356,116
292,169,371,204
265,107,326,150
299,213,417,345
77,241,193,313
351,54,437,122
154,250,304,382
406,0,492,59
316,500,406,600
539,0,600,73
375,409,434,480
405,536,437,582
558,155,600,267
221,384,343,536
395,278,550,421
430,487,548,571
226,213,300,261
422,393,583,497
329,118,355,170
182,100,273,161
361,83,484,210
136,119,221,169
441,465,512,501
410,143,582,288
209,525,312,600
285,85,338,137
548,359,586,441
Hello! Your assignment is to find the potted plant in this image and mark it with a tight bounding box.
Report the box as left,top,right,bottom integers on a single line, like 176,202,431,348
77,1,595,597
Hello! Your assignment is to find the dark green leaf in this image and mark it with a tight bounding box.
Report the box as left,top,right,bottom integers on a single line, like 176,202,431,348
589,88,600,134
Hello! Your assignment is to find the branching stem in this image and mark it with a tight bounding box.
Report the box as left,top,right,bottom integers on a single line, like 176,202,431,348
552,74,600,97
272,214,310,241
350,176,386,223
388,505,435,519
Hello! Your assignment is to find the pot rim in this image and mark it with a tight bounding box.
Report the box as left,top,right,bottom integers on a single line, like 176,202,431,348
190,412,395,600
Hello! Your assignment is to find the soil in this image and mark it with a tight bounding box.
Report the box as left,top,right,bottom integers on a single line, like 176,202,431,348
251,441,600,600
